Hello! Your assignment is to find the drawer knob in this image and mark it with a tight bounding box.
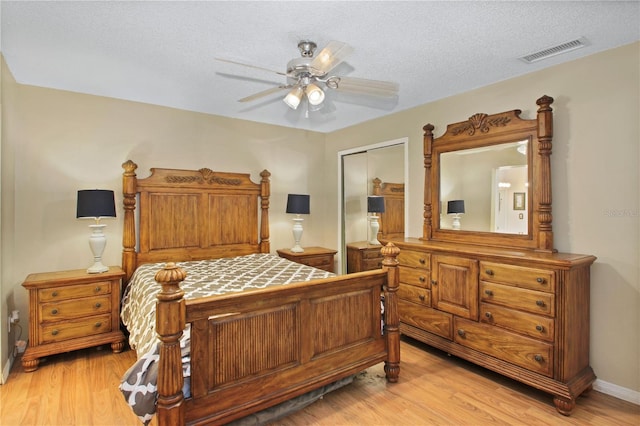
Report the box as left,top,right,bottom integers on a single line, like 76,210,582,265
484,289,494,296
419,258,426,264
536,325,544,332
536,300,546,307
431,279,437,286
94,286,102,293
457,329,466,338
419,294,425,301
51,329,59,336
419,276,426,282
51,308,59,315
94,302,102,309
51,291,58,297
485,312,492,319
485,269,494,276
94,322,102,328
534,354,544,363
536,277,546,284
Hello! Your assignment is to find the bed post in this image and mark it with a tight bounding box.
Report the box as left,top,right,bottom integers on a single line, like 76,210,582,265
381,242,400,382
259,169,271,253
154,262,187,426
122,160,138,282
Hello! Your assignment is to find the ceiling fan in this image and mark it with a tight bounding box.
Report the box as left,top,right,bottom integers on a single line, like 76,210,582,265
216,40,399,111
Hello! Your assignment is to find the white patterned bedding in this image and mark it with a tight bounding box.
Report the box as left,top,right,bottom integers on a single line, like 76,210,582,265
119,253,335,424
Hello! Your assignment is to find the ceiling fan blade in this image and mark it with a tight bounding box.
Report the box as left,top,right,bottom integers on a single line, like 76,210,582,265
328,76,399,97
215,58,287,76
310,41,354,75
238,85,292,103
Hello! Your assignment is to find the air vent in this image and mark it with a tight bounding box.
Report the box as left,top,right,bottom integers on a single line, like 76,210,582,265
519,37,588,64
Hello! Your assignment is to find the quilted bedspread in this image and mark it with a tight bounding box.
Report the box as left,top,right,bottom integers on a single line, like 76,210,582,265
121,253,335,358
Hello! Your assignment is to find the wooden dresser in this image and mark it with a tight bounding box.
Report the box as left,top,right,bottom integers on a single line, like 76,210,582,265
393,239,595,414
346,241,384,273
21,266,125,372
404,96,597,414
276,247,337,273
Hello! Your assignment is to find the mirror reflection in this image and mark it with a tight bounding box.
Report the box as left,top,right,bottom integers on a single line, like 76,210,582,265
439,140,529,234
341,142,406,274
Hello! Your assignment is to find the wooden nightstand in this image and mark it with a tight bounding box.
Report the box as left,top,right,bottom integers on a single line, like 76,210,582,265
276,247,337,273
346,241,384,273
21,266,126,372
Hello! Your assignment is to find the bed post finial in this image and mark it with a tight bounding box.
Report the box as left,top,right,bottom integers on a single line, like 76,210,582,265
381,242,401,382
122,160,138,282
260,169,271,253
155,262,187,426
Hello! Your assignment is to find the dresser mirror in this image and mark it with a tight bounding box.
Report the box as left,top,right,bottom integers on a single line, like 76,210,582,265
422,95,555,252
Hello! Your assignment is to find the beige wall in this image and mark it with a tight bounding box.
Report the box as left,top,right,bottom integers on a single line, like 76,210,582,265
0,58,330,379
1,42,638,398
325,42,640,395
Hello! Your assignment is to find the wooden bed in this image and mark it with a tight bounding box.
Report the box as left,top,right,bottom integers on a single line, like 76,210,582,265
120,160,400,426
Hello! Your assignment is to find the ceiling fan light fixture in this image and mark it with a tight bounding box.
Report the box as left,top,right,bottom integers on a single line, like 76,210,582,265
305,83,325,106
283,86,304,110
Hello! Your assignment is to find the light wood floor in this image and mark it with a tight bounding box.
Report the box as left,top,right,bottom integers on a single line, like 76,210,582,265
1,337,637,425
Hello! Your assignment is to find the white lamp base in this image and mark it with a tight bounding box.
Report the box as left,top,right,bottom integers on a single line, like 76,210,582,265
291,216,305,253
369,215,381,245
452,214,461,230
87,223,109,274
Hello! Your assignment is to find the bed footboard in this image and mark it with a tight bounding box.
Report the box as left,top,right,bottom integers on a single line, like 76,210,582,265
154,243,400,426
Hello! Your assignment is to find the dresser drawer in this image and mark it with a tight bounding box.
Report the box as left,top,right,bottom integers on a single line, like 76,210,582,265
38,281,112,302
39,295,112,322
39,313,113,344
399,266,430,288
398,283,430,306
454,318,553,377
480,262,555,293
399,300,451,339
480,282,555,317
398,250,430,269
480,303,555,342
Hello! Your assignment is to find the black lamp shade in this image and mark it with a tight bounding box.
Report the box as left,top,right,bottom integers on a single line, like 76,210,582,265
76,190,116,219
286,194,310,214
367,196,385,213
447,200,465,214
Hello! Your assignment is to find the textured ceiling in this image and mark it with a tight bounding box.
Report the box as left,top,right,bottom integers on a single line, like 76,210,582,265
1,1,639,133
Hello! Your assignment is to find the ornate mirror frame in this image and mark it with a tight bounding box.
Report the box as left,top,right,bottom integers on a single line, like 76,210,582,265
422,95,555,252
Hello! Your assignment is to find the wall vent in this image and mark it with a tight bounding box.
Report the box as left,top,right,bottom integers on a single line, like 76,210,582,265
519,37,588,64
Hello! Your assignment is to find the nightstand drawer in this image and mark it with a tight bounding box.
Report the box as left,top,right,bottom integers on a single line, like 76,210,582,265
39,295,112,322
38,281,112,302
303,256,333,270
39,314,113,344
362,258,383,270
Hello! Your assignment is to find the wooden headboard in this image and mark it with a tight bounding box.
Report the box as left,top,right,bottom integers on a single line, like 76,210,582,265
121,160,271,282
372,177,405,240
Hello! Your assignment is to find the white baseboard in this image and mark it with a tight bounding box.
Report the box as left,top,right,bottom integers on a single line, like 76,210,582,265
1,353,15,385
594,378,640,405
